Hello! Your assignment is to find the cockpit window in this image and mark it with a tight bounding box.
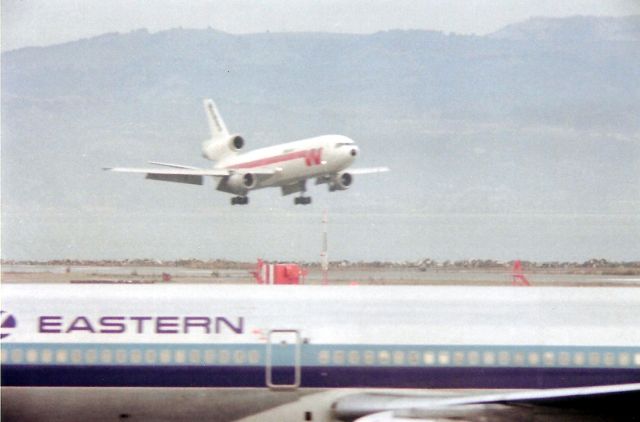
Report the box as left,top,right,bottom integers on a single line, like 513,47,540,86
335,142,354,148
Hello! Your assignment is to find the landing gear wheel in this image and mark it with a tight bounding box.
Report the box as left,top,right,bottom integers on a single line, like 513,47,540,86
294,196,312,205
231,196,249,205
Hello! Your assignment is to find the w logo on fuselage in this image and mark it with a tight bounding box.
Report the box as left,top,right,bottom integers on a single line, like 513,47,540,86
1,311,17,339
304,148,323,166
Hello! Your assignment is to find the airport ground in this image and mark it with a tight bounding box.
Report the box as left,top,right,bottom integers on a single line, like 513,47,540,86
2,263,639,287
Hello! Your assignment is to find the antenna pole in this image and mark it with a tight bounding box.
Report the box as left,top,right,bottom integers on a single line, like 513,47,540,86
321,209,329,285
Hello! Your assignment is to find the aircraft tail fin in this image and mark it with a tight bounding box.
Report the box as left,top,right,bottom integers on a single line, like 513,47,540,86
203,99,229,141
201,99,246,161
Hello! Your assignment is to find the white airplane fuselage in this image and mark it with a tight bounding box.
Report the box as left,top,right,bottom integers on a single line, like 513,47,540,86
4,284,640,384
214,134,358,190
3,284,640,421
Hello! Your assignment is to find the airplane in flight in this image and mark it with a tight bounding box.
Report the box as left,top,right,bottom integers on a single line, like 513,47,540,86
105,100,389,205
2,283,640,421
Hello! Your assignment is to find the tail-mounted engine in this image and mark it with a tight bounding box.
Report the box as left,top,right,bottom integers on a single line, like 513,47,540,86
329,172,353,191
201,99,245,161
202,134,245,161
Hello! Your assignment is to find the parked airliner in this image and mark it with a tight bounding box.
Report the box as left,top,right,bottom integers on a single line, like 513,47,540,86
2,284,640,421
105,100,388,205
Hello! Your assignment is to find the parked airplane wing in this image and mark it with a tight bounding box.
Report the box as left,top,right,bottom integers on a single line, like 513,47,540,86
348,167,390,175
335,383,640,421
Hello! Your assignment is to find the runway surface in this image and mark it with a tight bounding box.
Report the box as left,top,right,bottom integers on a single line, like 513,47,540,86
2,264,639,286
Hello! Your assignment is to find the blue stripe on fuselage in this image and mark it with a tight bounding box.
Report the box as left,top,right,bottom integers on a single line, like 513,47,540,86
3,365,640,389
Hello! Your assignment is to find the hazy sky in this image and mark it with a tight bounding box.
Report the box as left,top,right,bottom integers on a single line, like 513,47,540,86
2,1,639,262
3,0,639,51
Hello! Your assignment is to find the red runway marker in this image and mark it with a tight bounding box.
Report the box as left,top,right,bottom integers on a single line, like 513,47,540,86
512,260,531,286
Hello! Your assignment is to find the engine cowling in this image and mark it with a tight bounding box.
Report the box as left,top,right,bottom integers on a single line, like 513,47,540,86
329,172,353,191
226,172,257,193
202,134,245,161
228,134,245,150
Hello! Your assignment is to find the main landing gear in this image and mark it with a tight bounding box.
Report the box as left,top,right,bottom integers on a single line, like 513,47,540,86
231,196,249,205
294,196,312,205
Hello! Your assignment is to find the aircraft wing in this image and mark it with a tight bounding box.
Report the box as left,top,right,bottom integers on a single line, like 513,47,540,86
104,166,277,185
147,161,203,170
348,167,390,175
105,167,231,176
334,383,640,421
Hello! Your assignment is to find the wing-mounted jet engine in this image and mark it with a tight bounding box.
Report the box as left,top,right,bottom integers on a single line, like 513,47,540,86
329,172,353,191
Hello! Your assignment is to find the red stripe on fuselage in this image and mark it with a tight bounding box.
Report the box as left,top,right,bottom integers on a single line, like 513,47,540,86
227,149,322,170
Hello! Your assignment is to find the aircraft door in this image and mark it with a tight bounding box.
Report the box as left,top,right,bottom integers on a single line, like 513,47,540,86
266,329,301,389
